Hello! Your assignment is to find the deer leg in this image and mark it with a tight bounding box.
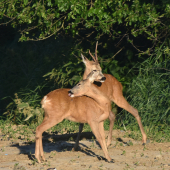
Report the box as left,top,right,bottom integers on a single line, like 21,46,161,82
98,121,112,161
107,111,116,147
89,121,111,162
98,111,110,123
74,111,115,150
113,95,147,144
73,123,84,151
35,116,64,163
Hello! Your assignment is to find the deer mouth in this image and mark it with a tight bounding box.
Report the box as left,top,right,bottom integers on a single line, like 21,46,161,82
99,76,106,82
68,90,74,97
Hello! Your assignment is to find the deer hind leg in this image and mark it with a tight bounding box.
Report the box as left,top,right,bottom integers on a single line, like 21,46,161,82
112,94,147,144
89,121,111,162
106,111,116,147
35,116,64,163
73,123,84,151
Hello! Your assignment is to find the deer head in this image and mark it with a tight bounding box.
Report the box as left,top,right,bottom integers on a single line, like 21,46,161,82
68,70,100,97
82,42,106,82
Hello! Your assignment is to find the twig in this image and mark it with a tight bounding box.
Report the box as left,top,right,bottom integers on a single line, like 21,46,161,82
102,47,124,62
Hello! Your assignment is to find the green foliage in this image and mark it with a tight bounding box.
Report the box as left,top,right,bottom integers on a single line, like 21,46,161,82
117,44,170,141
0,0,169,55
3,92,43,124
0,35,85,122
43,56,83,87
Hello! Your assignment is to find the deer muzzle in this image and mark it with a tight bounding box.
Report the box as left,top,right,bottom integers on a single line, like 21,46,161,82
100,76,106,82
68,90,74,97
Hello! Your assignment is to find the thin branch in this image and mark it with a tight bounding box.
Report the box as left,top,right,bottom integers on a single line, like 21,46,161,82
115,34,127,47
0,14,18,25
102,47,124,62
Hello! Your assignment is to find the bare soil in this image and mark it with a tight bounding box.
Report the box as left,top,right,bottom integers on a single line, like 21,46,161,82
0,130,170,170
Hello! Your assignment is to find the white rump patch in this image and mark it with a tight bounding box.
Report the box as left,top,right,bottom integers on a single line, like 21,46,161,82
41,96,51,108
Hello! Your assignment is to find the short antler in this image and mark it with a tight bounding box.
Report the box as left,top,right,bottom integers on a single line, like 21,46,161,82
95,41,98,62
89,50,96,62
89,41,98,63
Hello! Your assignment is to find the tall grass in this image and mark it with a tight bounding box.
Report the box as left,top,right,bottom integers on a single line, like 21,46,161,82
117,47,170,142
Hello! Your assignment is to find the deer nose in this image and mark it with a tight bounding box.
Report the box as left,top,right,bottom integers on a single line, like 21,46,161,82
101,77,106,81
68,90,73,97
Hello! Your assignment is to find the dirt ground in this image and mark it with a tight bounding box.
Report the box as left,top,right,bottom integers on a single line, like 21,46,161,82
0,130,170,170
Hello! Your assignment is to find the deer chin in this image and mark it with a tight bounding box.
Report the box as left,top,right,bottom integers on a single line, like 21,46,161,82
100,80,105,82
95,77,106,83
68,93,74,98
95,79,105,83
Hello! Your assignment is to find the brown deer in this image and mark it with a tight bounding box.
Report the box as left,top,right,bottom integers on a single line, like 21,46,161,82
73,42,147,151
35,69,114,163
68,70,112,160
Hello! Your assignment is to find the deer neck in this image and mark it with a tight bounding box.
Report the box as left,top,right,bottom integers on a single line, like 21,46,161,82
85,85,109,109
83,68,90,79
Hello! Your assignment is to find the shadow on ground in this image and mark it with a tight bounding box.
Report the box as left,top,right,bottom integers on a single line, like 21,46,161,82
8,131,110,162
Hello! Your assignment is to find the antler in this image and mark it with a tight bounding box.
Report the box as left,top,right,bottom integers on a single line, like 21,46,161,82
89,41,99,63
95,41,98,62
89,50,96,62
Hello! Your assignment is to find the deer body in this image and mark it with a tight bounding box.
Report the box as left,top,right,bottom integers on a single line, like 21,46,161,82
41,89,104,124
35,71,113,163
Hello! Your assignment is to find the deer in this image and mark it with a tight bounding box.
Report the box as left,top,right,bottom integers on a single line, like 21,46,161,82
68,70,112,159
35,68,114,163
73,42,147,151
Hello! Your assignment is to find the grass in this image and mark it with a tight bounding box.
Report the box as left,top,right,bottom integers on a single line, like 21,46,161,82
115,47,170,142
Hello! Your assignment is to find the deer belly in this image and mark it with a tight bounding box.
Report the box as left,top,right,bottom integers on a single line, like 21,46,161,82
66,115,87,123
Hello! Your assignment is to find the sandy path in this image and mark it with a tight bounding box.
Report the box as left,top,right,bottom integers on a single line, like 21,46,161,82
0,130,170,170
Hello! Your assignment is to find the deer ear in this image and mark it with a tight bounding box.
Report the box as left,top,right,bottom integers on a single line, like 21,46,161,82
81,54,88,64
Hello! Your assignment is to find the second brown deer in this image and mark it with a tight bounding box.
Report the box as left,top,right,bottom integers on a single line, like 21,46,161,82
73,42,147,151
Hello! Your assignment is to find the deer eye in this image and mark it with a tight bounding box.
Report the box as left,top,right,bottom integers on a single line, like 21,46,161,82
77,83,81,86
93,70,97,72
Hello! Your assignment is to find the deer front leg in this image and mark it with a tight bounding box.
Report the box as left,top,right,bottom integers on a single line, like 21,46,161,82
89,121,112,162
98,121,112,162
73,123,84,151
106,111,116,148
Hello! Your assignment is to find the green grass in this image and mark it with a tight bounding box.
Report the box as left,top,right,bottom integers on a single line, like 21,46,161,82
115,46,170,142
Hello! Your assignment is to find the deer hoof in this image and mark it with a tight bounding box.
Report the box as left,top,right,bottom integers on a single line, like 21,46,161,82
107,159,114,163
